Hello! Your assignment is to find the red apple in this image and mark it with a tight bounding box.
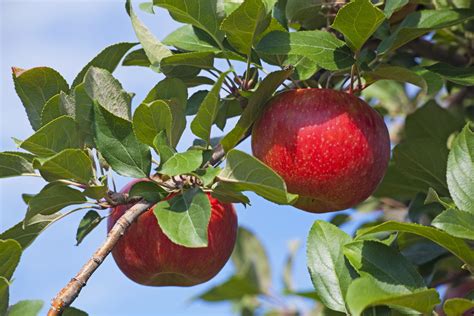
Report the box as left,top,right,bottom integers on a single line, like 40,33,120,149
108,180,238,286
251,88,390,213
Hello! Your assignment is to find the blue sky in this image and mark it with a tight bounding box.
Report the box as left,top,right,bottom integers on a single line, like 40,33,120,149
0,1,375,315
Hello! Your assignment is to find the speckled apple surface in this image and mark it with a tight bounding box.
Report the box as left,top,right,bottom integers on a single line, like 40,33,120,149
108,180,238,286
252,88,390,213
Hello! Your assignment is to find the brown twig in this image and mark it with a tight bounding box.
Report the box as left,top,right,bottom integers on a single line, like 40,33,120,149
47,200,153,315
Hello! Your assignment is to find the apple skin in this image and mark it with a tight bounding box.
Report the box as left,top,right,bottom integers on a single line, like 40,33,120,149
108,180,238,286
251,88,390,213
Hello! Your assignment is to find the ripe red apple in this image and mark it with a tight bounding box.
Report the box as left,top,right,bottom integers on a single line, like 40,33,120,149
251,88,390,213
108,180,238,286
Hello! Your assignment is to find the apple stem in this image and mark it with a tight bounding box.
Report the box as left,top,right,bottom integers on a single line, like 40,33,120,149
47,200,154,316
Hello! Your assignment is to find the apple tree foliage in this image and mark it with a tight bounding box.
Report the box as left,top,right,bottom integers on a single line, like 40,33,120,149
1,0,474,314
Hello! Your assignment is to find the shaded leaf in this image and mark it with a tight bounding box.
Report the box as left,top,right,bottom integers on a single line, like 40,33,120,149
426,63,474,86
122,48,150,67
163,25,220,52
191,71,229,143
153,131,176,165
0,239,22,280
41,92,75,126
444,298,474,316
76,211,102,246
378,9,474,53
197,276,261,302
0,277,8,316
384,0,409,18
365,65,427,93
232,227,272,291
0,153,34,178
129,181,166,203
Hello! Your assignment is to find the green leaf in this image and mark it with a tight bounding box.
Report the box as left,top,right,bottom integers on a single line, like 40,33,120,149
404,101,464,142
365,65,427,93
232,227,272,291
20,116,81,157
362,80,410,115
126,0,172,68
0,153,34,178
41,92,76,126
186,90,208,116
160,52,215,77
7,300,44,316
163,25,220,52
256,30,354,70
24,184,86,225
195,167,221,187
84,67,131,120
221,69,292,151
413,67,444,96
129,181,166,203
160,150,203,176
12,67,69,130
93,102,151,178
154,0,225,45
345,277,440,316
0,239,22,280
219,149,297,204
0,214,60,249
144,77,188,107
83,184,108,199
432,208,474,240
197,276,261,302
221,0,272,55
444,298,474,316
285,0,325,30
75,210,102,246
307,220,353,313
427,63,474,86
210,182,251,204
378,9,474,53
0,277,8,316
181,76,215,88
133,100,172,146
122,48,151,67
153,131,176,164
447,125,474,213
356,221,474,267
72,42,137,88
191,72,228,143
343,241,426,292
37,149,93,183
154,188,211,247
74,83,95,146
384,0,409,18
389,139,449,196
332,0,385,51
